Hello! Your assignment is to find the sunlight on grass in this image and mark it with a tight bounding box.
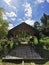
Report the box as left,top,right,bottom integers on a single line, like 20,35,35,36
0,61,49,65
44,61,49,65
0,62,21,65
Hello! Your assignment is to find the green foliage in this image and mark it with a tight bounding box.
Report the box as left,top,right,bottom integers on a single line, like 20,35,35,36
18,32,32,42
15,41,21,45
41,13,47,27
0,43,2,50
0,20,9,39
0,7,5,19
0,7,9,39
0,38,14,56
8,38,14,49
40,37,49,50
37,14,49,37
47,20,49,28
34,21,40,30
40,37,49,44
40,14,49,34
33,36,38,45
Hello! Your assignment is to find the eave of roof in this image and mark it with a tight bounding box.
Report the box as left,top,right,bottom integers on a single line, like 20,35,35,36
8,22,39,33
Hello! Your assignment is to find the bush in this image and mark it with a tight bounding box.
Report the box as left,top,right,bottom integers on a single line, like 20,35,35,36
40,37,49,44
40,37,49,50
33,36,38,45
8,38,14,49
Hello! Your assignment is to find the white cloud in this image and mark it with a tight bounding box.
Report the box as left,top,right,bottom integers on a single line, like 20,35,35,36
6,11,17,17
25,19,35,26
37,0,45,3
47,0,49,3
23,2,32,18
8,23,14,30
10,5,16,9
22,2,35,26
4,0,16,9
34,0,49,4
11,18,16,21
4,0,11,5
34,0,45,4
6,11,17,21
2,12,17,21
18,18,35,26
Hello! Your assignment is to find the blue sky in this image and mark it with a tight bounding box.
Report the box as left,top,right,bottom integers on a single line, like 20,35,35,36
0,0,49,29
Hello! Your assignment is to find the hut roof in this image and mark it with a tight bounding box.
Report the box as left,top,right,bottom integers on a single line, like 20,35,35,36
2,44,42,60
8,22,39,36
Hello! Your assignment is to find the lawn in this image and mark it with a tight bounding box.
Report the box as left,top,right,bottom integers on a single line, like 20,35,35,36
0,61,49,65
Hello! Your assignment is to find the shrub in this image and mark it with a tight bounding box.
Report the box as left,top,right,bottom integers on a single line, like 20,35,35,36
40,37,49,44
8,38,14,49
33,36,38,45
40,37,49,50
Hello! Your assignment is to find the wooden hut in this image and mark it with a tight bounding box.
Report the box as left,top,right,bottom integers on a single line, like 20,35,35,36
8,22,39,38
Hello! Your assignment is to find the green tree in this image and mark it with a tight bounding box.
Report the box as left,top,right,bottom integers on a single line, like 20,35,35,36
41,13,47,27
0,7,9,39
34,21,40,30
0,7,4,19
40,13,49,36
41,13,49,28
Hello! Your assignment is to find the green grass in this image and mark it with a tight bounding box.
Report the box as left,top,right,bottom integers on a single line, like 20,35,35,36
0,61,49,65
0,62,21,65
44,61,49,65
